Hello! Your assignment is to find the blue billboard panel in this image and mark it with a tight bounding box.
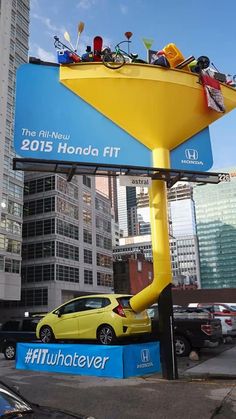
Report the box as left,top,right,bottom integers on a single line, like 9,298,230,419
14,64,213,172
16,342,161,378
170,127,213,171
123,341,161,378
14,64,152,167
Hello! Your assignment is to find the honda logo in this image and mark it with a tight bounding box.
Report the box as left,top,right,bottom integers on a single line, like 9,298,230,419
185,149,198,160
141,349,150,363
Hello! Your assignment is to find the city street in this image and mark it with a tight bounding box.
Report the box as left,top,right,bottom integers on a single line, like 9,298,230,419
0,341,236,419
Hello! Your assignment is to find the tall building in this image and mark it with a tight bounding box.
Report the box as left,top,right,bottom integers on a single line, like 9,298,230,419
117,178,137,237
193,172,236,289
119,183,201,286
95,177,118,222
0,173,113,317
168,184,200,287
95,177,121,246
0,0,30,300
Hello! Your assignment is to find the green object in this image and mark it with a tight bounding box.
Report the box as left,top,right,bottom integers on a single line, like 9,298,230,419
189,59,197,69
142,38,154,50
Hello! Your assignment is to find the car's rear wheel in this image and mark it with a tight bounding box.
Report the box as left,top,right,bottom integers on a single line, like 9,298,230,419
39,325,55,343
175,335,191,357
4,344,16,360
97,325,116,345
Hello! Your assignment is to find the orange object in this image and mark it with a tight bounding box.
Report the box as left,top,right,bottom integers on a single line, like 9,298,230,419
163,43,190,71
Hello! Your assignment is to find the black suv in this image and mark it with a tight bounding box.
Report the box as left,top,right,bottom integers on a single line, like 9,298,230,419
0,317,41,360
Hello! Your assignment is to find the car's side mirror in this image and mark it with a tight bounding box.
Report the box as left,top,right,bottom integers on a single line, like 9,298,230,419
54,309,62,317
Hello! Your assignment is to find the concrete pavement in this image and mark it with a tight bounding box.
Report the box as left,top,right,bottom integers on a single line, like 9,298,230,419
0,345,236,418
183,346,236,379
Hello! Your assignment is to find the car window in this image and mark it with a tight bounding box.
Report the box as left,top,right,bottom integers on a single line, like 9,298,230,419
60,300,82,315
1,321,20,331
83,297,110,310
117,297,131,309
228,305,236,311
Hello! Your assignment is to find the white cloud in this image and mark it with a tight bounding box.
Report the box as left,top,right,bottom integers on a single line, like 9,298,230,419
120,4,128,14
36,47,56,62
77,0,96,9
31,13,66,35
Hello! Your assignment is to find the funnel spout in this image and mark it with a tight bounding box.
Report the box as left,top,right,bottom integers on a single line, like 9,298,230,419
130,149,172,312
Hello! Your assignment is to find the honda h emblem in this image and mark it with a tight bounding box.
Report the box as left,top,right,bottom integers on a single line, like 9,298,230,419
185,149,198,160
141,348,150,363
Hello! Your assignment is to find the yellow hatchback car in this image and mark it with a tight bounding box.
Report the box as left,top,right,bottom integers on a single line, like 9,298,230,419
36,294,151,345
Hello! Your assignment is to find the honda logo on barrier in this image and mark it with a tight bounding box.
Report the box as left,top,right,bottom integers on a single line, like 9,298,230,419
141,349,150,363
185,149,198,160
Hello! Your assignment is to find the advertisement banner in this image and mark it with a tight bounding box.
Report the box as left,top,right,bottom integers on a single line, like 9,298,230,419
123,341,161,378
14,64,213,172
170,127,213,171
16,342,161,379
14,65,152,168
16,342,124,378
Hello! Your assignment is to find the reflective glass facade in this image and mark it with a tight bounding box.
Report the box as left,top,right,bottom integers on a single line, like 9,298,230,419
194,175,236,288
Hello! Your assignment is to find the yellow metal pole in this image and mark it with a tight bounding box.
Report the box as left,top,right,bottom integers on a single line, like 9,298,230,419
130,148,172,312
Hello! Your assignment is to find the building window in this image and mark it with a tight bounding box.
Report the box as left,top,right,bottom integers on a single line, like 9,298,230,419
56,265,79,282
5,258,20,273
96,216,111,233
57,177,78,199
22,264,55,283
83,175,91,188
23,219,55,238
83,192,92,205
56,219,79,240
97,253,112,268
6,238,21,254
83,229,92,244
84,269,93,284
22,241,55,260
8,200,22,217
56,241,79,261
96,234,112,250
21,288,48,306
83,209,92,225
97,272,113,287
84,249,92,264
24,176,55,195
95,198,110,214
24,197,55,216
57,197,78,220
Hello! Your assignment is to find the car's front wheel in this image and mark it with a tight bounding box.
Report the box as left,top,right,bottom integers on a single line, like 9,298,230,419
39,325,55,343
175,335,191,357
4,344,16,360
97,325,116,345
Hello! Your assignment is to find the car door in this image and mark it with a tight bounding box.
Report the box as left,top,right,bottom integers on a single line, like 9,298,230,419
53,299,85,339
77,297,111,339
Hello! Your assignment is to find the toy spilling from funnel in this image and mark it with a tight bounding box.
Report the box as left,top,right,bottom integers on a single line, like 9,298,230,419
54,23,235,113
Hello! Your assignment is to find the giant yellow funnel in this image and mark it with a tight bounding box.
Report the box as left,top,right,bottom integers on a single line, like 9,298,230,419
60,63,236,151
60,63,236,312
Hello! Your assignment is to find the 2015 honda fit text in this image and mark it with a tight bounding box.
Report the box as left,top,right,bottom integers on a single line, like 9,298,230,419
36,294,151,345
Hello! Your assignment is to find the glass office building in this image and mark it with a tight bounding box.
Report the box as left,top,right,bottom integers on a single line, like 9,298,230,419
194,173,236,288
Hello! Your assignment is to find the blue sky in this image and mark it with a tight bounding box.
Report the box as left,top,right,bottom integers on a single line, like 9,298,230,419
29,0,236,170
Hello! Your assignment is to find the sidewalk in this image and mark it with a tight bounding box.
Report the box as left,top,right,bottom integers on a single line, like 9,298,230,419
183,346,236,379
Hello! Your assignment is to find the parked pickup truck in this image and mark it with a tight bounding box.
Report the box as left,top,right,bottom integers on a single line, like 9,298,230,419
146,305,223,357
188,303,236,339
0,317,41,360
